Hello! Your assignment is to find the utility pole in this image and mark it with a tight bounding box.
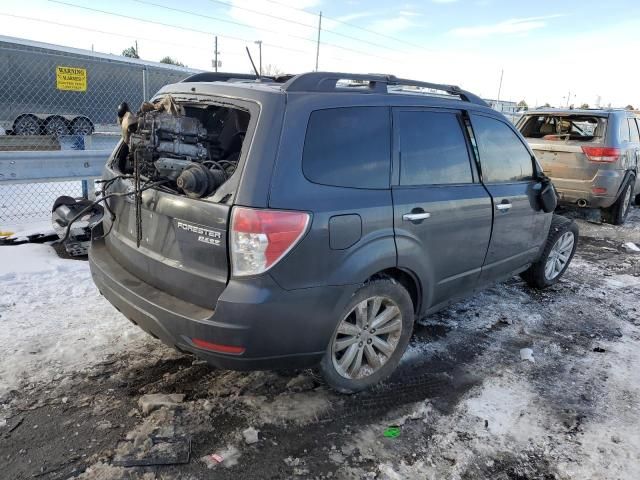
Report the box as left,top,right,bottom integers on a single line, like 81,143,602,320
496,68,504,103
135,40,139,58
214,36,218,72
566,90,571,108
315,11,322,71
254,40,262,76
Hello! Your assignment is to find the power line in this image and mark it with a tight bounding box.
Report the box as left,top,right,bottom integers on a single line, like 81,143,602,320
0,12,243,57
261,0,425,50
204,0,405,53
129,0,395,61
48,0,389,63
46,0,309,55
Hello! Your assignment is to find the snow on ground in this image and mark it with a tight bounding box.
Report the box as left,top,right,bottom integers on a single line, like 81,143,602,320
0,243,146,398
0,208,639,479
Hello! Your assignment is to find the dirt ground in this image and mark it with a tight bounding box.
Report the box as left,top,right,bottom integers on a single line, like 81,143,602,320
1,208,639,480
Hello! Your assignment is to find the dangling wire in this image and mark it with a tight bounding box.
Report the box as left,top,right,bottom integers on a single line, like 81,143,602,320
56,179,168,245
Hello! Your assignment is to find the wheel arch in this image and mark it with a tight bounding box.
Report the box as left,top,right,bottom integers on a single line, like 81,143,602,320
369,267,422,316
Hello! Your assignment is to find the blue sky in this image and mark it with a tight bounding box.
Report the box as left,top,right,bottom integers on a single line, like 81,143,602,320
2,0,640,106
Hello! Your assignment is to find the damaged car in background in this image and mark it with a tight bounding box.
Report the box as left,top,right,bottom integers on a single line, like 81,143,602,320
517,108,639,224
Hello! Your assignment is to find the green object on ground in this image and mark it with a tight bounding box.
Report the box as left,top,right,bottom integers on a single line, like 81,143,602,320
383,426,401,438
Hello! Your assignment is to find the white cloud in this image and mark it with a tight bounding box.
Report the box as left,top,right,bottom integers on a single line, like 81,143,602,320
368,15,416,35
450,15,563,37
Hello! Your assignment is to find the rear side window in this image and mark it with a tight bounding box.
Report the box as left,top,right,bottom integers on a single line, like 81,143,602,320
472,115,534,183
628,118,640,143
397,111,472,185
303,107,390,188
519,114,607,143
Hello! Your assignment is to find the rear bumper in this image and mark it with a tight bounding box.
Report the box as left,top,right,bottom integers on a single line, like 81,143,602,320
89,236,358,370
551,169,626,208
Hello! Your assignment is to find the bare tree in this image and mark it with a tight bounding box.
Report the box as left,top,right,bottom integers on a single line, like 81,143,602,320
262,64,285,76
517,100,528,111
626,104,635,110
580,103,590,109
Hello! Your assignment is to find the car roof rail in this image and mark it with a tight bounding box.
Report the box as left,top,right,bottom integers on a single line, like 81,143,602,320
282,72,487,106
182,72,294,84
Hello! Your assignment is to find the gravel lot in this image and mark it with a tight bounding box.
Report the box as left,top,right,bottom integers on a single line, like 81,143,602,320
1,208,639,479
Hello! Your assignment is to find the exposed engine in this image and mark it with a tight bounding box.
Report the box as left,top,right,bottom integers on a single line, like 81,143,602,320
116,95,248,198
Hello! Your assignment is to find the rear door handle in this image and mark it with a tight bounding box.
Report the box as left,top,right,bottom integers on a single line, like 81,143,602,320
403,212,431,221
496,202,512,211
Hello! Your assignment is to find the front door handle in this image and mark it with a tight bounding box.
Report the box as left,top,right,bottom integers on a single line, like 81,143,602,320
403,212,431,221
496,202,512,211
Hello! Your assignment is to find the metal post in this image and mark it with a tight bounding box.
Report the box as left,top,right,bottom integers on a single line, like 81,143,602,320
496,68,503,104
315,11,322,71
142,67,148,102
214,36,218,72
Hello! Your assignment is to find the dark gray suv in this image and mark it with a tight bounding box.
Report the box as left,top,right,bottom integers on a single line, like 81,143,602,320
89,72,578,392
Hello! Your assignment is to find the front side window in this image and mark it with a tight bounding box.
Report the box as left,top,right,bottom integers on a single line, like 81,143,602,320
302,107,391,189
472,115,534,183
397,110,472,185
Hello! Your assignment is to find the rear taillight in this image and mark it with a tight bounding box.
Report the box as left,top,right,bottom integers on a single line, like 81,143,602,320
230,207,310,277
581,146,621,163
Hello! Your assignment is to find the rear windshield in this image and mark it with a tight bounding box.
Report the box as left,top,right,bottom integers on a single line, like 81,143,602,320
519,114,607,143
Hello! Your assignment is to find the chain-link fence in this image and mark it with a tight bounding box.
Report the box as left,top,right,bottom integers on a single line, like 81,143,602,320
0,181,82,226
0,36,200,228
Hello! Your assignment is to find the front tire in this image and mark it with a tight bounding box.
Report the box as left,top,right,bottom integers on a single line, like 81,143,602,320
520,215,578,289
319,278,414,393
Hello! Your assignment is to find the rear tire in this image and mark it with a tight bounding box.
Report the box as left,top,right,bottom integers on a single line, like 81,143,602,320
520,215,578,289
319,278,414,393
603,177,634,225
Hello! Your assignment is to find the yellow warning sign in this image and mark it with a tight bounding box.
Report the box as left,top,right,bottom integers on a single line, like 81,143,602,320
56,66,87,92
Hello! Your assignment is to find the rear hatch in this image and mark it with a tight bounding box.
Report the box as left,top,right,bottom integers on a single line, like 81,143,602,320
518,113,608,180
101,90,260,309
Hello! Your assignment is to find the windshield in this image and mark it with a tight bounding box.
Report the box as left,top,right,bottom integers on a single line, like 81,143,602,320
519,114,607,143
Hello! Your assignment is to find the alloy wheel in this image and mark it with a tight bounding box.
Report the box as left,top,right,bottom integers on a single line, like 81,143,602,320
331,296,403,380
544,231,574,281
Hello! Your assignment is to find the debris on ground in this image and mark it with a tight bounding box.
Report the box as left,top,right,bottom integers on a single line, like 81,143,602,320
242,426,260,445
138,393,185,415
113,435,191,467
201,446,240,469
622,242,640,253
519,348,535,362
383,426,401,438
